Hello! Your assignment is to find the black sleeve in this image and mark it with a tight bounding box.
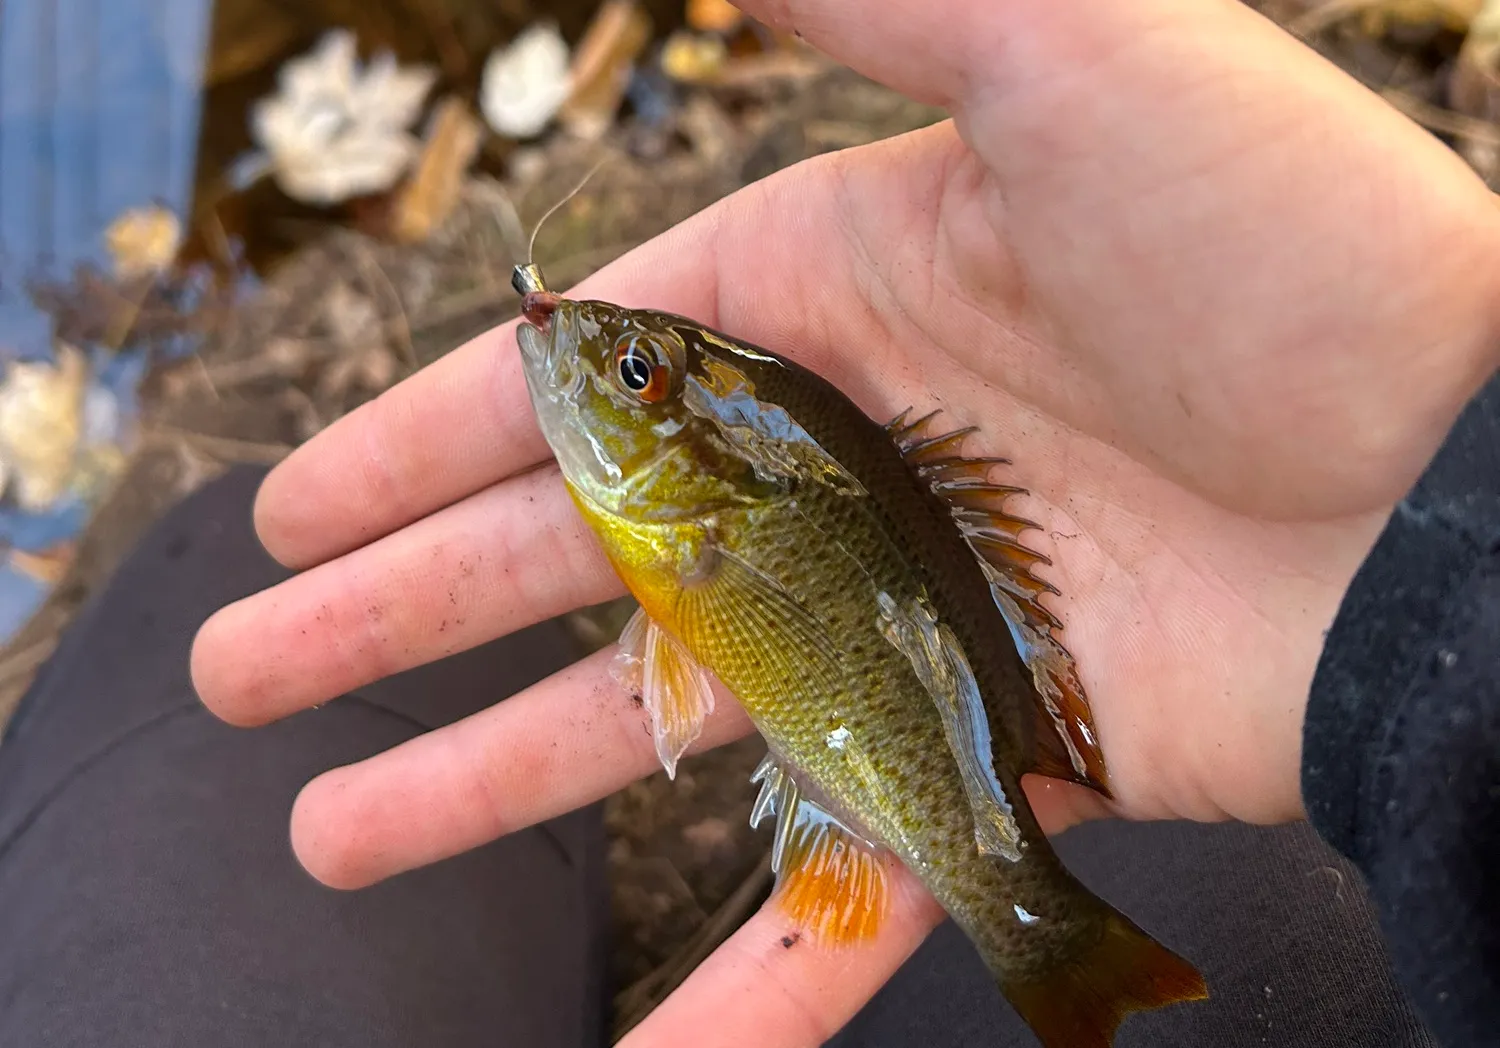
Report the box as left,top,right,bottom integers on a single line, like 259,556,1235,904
1302,366,1500,1048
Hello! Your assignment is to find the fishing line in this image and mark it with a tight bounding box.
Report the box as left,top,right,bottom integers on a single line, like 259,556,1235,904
511,154,610,299
525,154,610,266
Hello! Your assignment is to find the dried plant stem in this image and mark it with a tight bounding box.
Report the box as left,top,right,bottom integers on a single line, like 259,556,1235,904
145,425,295,465
1287,0,1382,36
611,851,774,1043
1383,86,1500,145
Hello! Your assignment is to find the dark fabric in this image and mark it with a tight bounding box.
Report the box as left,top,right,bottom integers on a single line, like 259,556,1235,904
831,819,1435,1048
0,466,609,1048
1303,367,1500,1048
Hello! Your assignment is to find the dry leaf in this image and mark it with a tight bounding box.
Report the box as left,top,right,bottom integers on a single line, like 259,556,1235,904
0,344,88,512
682,816,736,860
1451,0,1500,114
678,95,738,165
560,0,653,141
686,0,745,34
318,346,399,401
105,205,183,280
393,96,485,243
1361,0,1481,33
9,543,77,585
321,283,381,347
69,439,128,505
480,22,574,138
1448,0,1500,181
661,30,729,83
248,29,437,205
708,48,827,91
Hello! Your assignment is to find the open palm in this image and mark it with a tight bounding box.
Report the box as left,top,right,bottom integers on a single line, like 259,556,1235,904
191,1,1500,1044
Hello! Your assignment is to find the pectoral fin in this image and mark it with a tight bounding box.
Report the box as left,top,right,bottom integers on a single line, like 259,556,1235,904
672,540,844,696
749,754,890,946
886,408,1112,797
612,607,715,780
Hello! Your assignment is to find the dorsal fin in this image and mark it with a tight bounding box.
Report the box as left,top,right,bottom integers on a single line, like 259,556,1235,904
884,408,1112,798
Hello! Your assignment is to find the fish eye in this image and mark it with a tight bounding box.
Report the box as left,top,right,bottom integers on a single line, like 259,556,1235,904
613,333,675,403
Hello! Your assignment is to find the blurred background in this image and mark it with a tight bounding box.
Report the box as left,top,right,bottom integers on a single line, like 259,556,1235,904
0,0,1493,1034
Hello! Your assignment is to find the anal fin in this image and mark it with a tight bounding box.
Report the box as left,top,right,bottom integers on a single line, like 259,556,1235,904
887,407,1112,798
749,754,889,946
611,606,715,780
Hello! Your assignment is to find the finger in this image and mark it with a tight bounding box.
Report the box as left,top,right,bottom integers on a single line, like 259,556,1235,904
191,463,622,727
619,862,944,1048
742,0,994,107
289,646,755,889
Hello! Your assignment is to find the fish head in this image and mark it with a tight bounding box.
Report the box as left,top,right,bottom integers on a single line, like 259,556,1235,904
517,293,784,521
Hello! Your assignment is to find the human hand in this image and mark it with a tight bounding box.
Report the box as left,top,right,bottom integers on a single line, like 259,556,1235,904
191,0,1500,1043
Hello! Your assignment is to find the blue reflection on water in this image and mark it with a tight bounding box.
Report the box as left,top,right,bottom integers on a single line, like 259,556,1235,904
0,0,210,639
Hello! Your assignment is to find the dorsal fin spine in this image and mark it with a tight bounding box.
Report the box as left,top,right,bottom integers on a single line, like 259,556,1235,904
886,406,1113,798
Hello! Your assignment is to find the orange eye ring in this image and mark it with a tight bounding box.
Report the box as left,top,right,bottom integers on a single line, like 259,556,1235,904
614,335,673,403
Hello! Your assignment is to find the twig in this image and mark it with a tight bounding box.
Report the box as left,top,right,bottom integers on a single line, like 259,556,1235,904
191,352,222,402
0,636,61,690
611,851,774,1043
144,425,295,465
341,237,419,372
1287,0,1380,37
1382,87,1500,146
467,176,529,272
279,385,327,440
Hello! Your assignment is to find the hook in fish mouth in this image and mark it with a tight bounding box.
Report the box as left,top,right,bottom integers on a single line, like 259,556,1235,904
513,263,561,332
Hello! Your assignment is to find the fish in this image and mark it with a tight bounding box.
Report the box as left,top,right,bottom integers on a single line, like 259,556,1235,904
511,262,1208,1047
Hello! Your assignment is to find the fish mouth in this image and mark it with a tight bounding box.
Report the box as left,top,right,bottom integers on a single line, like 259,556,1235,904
515,305,624,496
518,306,588,405
516,318,551,377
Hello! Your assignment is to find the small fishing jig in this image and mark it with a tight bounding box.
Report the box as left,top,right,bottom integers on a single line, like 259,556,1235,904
510,158,607,330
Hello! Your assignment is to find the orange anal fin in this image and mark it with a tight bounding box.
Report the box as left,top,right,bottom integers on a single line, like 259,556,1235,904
1002,910,1207,1048
885,410,1113,799
773,803,890,947
750,754,889,947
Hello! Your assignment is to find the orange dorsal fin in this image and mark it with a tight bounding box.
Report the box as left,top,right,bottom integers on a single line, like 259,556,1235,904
611,607,716,779
1002,908,1208,1048
750,754,890,946
885,408,1112,798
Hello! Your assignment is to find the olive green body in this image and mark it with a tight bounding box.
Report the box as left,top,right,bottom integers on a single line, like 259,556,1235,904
684,342,1108,984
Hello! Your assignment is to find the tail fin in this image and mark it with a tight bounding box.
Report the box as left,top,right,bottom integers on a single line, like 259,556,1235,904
1001,909,1207,1048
